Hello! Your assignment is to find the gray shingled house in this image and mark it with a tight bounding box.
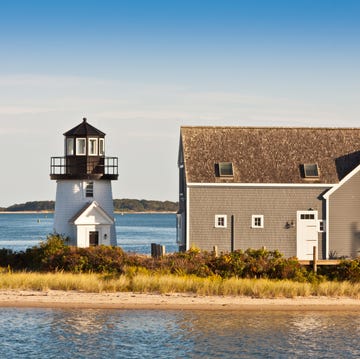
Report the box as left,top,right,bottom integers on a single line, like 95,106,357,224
177,127,360,260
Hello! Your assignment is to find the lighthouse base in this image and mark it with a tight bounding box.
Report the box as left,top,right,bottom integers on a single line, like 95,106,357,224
53,180,117,247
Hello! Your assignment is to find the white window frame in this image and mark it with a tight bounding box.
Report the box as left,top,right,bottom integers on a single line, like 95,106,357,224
99,138,105,156
304,163,320,178
66,138,74,156
219,162,234,177
318,219,325,232
88,138,98,156
215,215,227,228
76,138,86,155
251,215,264,228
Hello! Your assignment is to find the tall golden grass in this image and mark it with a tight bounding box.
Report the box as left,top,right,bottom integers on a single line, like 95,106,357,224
1,272,360,298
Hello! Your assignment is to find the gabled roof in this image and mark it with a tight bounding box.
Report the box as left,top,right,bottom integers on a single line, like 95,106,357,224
180,126,360,184
323,163,360,199
69,201,114,225
64,118,105,137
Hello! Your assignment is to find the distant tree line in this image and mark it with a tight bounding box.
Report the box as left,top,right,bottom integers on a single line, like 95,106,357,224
113,199,178,212
0,199,178,213
3,201,55,212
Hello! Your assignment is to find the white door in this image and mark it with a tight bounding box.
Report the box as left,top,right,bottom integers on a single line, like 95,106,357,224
296,211,318,260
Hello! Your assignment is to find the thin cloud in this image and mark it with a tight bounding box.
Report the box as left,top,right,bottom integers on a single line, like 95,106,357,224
0,74,112,87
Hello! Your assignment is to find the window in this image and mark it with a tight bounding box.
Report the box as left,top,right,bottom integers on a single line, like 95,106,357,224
85,182,94,197
88,138,98,156
318,220,325,232
99,138,105,156
300,214,315,220
252,215,264,228
76,138,86,155
219,162,234,176
304,163,319,178
215,215,227,228
66,138,74,155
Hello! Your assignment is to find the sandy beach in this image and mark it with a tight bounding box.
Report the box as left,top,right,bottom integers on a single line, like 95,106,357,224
0,290,359,311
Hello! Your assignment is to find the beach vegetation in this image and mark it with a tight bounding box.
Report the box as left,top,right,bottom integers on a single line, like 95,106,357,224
1,236,360,297
0,271,360,298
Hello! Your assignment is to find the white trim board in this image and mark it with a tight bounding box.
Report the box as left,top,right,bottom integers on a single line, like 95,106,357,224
187,183,335,188
186,186,190,251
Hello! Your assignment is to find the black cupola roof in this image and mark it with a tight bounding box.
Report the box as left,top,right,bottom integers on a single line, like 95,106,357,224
63,118,105,137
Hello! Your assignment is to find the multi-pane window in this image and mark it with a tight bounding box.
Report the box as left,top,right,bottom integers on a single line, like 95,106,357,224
252,215,264,228
85,182,94,197
300,214,315,220
88,138,98,155
76,138,86,155
215,215,227,228
318,220,325,232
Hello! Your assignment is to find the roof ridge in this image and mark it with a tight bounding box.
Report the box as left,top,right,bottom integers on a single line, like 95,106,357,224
180,126,360,130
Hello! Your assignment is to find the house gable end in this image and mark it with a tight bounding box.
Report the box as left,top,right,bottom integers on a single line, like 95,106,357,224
323,163,360,199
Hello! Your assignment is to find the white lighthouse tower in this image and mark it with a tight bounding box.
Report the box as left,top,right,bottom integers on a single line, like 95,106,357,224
50,118,118,247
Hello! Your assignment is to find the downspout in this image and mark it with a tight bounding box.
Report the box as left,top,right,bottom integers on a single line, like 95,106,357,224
231,215,235,252
325,195,330,260
186,185,190,251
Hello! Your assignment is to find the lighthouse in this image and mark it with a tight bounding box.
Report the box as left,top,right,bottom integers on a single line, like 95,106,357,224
50,118,118,247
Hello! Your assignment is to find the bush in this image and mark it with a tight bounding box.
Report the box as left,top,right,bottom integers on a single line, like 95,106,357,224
323,258,360,282
3,237,360,284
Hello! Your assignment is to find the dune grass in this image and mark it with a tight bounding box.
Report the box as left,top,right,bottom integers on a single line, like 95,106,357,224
1,271,360,298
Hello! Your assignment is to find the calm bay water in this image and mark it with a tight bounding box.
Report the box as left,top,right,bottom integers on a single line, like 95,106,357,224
0,213,177,254
0,309,360,358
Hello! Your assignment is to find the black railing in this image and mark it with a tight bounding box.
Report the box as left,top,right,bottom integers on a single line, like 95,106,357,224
50,156,118,177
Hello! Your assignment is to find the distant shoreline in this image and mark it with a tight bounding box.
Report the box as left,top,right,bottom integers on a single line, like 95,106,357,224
0,211,176,214
0,211,53,214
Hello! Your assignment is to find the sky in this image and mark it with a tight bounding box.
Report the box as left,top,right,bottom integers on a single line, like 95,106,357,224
0,0,359,207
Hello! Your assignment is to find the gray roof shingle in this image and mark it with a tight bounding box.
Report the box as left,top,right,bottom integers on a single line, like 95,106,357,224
180,126,360,184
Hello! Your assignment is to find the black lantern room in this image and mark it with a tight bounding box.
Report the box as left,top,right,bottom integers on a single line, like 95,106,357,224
50,118,118,180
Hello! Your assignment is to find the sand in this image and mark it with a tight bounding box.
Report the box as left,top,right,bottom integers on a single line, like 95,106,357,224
0,290,359,311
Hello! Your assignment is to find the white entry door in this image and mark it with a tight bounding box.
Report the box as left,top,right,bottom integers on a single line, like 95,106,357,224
296,211,318,260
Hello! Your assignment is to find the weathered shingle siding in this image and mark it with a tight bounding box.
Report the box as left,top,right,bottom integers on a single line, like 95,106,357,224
328,170,360,258
188,186,327,258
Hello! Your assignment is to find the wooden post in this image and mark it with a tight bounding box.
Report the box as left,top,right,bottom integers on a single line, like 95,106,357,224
160,245,165,256
313,246,318,273
213,245,218,258
151,243,165,258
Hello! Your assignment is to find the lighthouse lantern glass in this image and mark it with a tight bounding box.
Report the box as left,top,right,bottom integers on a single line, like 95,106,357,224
88,138,98,156
66,138,74,155
99,138,105,156
76,138,86,155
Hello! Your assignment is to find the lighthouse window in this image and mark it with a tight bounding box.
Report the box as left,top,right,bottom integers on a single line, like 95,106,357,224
88,138,98,156
99,138,105,156
66,138,74,155
76,138,86,155
85,182,94,197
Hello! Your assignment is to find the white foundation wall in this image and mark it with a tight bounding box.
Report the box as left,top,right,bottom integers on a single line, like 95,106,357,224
54,180,117,246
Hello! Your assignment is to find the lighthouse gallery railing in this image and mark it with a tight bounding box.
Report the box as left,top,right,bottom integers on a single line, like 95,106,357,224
50,156,118,176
